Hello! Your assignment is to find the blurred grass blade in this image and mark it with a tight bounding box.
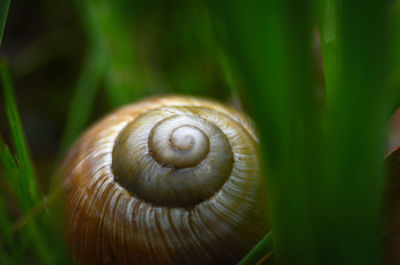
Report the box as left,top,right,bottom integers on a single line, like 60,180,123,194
59,45,107,154
0,0,10,47
217,51,238,96
238,232,273,265
387,1,400,117
0,135,23,206
320,0,390,264
195,0,241,99
1,60,40,206
81,0,146,108
216,1,320,264
101,9,146,107
317,0,341,100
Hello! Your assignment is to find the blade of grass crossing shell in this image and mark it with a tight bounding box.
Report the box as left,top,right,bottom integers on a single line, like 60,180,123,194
238,232,273,265
216,1,320,264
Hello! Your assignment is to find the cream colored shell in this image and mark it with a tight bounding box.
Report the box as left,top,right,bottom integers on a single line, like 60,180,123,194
60,96,269,265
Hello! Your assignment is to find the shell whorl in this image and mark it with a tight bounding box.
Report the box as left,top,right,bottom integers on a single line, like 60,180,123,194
61,96,269,265
112,107,235,207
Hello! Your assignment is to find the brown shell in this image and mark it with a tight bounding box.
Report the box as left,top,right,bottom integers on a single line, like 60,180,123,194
59,96,269,265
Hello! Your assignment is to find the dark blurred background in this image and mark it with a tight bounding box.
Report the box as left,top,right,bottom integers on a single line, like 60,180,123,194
0,0,241,191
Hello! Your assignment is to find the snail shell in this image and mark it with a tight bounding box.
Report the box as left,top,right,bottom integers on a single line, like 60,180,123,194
60,96,269,265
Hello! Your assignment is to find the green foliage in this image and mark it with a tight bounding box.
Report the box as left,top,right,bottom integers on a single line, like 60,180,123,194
0,61,55,264
1,61,41,207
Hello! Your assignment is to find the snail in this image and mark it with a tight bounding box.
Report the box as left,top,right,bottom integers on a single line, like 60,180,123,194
59,95,269,265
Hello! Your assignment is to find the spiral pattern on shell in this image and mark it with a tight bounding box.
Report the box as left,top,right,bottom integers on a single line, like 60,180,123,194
60,96,269,265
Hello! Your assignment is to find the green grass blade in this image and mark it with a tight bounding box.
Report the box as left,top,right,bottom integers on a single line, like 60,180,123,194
0,126,57,265
320,0,390,264
387,1,400,117
0,135,24,207
238,232,273,265
200,1,241,99
216,51,240,98
1,60,40,206
84,0,146,108
217,1,320,264
318,0,342,99
0,0,10,47
0,60,57,265
59,45,107,154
